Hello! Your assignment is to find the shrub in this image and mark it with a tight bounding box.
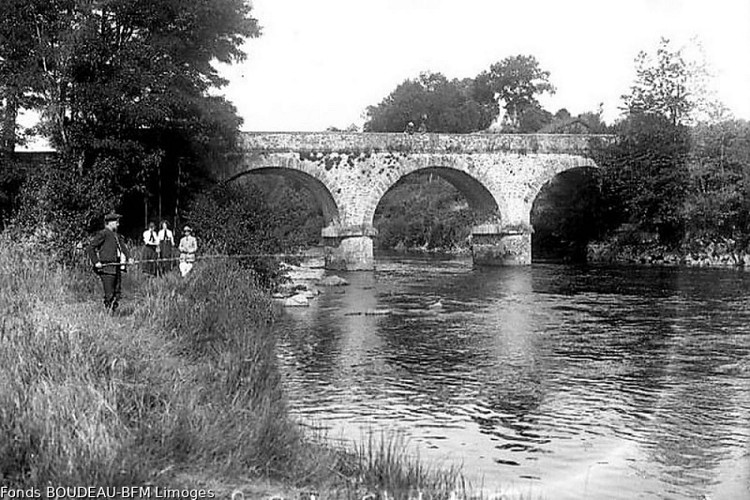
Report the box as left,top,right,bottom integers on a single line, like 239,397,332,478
185,182,317,288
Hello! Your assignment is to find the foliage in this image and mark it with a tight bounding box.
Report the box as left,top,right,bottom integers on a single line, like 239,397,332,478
344,430,465,498
596,114,691,246
12,156,119,258
576,110,610,133
621,38,690,126
0,154,26,229
374,173,475,252
683,120,750,241
593,38,747,255
364,72,497,133
2,0,259,243
185,181,320,288
517,104,553,133
476,54,555,130
0,0,46,152
245,174,325,247
621,37,727,127
365,55,556,134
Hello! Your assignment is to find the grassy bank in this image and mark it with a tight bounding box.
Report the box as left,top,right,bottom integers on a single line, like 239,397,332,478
0,238,472,499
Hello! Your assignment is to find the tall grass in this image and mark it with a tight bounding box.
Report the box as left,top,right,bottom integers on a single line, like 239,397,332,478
0,241,142,484
335,430,466,500
0,237,299,485
0,237,475,498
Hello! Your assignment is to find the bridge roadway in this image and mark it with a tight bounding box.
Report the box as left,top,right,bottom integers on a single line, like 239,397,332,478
219,132,612,270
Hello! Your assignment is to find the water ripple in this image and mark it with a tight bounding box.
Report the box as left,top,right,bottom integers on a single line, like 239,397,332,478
276,259,750,499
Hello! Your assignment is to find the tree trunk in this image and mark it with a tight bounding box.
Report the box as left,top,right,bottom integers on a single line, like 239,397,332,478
2,87,19,154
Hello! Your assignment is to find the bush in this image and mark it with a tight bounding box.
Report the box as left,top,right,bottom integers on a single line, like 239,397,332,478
11,156,120,261
185,182,319,288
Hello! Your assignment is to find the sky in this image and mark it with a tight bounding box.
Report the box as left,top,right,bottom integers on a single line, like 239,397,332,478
216,0,750,132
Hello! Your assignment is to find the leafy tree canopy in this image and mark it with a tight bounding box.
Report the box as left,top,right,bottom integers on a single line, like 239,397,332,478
1,0,260,242
621,37,728,126
598,113,691,245
364,55,556,133
477,54,555,129
364,72,497,133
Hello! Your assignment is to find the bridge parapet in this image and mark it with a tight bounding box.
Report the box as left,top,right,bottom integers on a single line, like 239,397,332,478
240,132,614,156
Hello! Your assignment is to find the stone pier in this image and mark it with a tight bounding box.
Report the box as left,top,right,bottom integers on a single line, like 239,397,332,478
471,224,532,266
322,224,377,271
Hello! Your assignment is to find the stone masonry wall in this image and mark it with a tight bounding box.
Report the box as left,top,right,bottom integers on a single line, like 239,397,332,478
224,144,599,231
239,131,611,155
219,132,609,268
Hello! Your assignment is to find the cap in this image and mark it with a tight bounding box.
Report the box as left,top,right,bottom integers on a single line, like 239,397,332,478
104,212,122,222
183,225,192,232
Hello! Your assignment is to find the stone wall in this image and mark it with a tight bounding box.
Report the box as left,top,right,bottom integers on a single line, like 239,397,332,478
239,131,613,155
224,149,599,229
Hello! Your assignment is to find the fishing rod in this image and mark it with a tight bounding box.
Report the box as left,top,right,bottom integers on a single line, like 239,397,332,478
97,252,311,267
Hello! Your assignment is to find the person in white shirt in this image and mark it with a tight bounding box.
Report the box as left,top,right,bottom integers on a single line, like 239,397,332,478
142,222,159,276
178,225,198,277
157,220,175,275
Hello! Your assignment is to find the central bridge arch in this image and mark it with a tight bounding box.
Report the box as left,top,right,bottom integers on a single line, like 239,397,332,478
360,159,502,228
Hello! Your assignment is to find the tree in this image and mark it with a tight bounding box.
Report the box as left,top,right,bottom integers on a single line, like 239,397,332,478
364,72,497,133
517,104,552,133
0,0,46,152
476,55,555,130
621,37,727,127
597,113,691,245
10,0,260,244
621,38,690,126
684,119,750,240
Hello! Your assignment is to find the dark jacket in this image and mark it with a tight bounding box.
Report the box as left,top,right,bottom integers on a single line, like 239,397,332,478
87,229,131,275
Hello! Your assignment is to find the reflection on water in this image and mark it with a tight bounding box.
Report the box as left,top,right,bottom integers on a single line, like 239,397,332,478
277,256,750,500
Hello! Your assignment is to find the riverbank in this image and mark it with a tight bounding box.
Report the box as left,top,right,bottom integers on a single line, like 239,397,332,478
0,239,471,499
587,236,750,268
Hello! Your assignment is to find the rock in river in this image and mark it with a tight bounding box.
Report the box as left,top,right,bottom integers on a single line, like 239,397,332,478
317,275,349,287
282,293,310,307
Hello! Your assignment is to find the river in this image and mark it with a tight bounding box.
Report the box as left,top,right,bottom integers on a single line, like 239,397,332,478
276,255,750,500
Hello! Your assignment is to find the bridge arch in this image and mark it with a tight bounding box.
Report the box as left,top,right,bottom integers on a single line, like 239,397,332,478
361,156,503,227
226,166,340,225
521,156,599,209
530,165,602,260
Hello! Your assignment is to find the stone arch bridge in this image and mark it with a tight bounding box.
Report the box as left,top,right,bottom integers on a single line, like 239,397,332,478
218,132,611,270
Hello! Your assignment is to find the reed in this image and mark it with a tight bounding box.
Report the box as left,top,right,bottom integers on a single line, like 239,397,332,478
337,430,467,500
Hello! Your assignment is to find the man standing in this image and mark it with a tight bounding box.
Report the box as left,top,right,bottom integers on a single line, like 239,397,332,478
87,213,132,312
142,221,159,276
178,225,197,277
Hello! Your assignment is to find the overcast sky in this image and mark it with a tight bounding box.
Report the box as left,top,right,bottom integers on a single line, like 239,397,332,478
216,0,750,132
